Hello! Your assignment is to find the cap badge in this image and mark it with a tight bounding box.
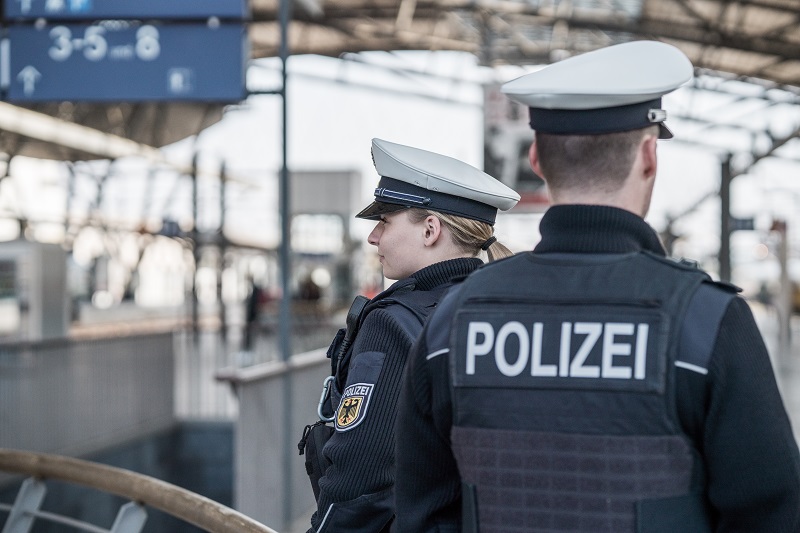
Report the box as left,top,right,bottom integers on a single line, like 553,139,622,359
647,109,667,123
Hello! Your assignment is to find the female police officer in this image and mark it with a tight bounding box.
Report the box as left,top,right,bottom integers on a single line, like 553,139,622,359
302,138,519,533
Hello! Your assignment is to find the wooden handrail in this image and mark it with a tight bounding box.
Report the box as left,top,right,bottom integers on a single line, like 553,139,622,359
0,449,279,533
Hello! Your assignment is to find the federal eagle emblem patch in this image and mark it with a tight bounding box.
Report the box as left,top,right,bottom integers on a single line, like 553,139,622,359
335,382,374,431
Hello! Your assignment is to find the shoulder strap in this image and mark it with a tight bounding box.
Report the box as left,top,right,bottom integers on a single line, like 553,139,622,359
330,295,369,375
371,283,451,338
676,281,738,375
332,284,441,389
384,300,429,339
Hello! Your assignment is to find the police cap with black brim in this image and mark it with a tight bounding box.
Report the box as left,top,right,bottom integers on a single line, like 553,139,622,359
356,138,520,226
501,41,693,139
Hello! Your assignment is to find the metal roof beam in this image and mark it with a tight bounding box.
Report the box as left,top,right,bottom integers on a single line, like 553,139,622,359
723,0,800,16
0,102,164,162
540,14,800,61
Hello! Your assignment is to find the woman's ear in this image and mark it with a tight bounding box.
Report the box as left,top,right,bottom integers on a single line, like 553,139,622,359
422,215,442,247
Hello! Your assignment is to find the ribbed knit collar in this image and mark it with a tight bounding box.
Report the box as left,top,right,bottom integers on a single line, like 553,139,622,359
534,205,666,256
409,257,483,291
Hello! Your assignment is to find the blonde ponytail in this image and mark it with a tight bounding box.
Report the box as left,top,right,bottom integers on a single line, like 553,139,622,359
407,208,513,262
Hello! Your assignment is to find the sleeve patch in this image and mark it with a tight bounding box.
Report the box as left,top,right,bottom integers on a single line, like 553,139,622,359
334,382,375,432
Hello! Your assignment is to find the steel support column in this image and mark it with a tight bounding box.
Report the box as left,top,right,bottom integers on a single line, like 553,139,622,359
719,155,732,282
278,0,295,528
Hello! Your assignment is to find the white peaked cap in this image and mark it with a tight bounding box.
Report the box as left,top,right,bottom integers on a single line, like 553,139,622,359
356,138,520,225
501,41,693,138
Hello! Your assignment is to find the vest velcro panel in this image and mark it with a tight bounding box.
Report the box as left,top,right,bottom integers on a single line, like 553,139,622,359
452,426,693,533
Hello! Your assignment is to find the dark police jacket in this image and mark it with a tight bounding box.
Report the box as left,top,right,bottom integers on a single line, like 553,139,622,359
394,205,800,533
308,257,482,533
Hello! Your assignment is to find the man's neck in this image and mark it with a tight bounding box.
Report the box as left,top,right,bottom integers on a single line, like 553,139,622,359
549,188,646,218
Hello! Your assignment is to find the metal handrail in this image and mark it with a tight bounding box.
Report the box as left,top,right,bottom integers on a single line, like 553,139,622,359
0,449,280,533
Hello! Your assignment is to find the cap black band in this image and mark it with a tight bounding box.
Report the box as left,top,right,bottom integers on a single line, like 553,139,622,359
373,187,431,206
529,98,665,136
369,176,498,225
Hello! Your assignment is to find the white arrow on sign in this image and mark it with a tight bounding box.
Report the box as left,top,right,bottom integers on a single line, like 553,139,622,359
17,66,41,96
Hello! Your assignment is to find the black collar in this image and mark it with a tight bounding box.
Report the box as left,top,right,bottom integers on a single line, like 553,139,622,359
374,257,483,300
534,205,666,256
411,257,483,291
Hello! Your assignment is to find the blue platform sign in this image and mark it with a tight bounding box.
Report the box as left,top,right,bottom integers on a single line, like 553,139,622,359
6,22,247,102
4,0,247,21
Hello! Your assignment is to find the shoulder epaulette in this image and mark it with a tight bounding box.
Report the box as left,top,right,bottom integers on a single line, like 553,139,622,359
710,279,742,293
676,281,737,375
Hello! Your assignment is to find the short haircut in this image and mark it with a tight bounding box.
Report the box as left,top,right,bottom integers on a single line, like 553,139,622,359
535,126,658,193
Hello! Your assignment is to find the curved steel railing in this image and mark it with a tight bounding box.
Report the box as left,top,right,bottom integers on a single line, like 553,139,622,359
0,448,279,533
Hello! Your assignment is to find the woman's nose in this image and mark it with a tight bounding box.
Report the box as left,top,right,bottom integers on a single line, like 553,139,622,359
368,223,381,246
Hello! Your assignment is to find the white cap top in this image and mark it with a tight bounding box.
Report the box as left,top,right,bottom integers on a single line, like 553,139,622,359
501,41,693,138
356,138,520,225
502,41,693,109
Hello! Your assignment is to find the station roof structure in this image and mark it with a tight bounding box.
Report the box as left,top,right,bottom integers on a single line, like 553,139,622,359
2,0,799,161
249,0,800,88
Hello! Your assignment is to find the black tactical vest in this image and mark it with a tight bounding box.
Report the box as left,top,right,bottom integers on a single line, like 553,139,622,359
447,251,715,532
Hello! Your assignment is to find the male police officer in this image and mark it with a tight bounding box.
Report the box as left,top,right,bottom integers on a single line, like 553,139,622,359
393,41,800,532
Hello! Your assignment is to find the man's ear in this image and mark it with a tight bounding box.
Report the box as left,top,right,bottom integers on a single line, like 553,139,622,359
529,140,543,177
640,133,658,180
423,215,442,247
